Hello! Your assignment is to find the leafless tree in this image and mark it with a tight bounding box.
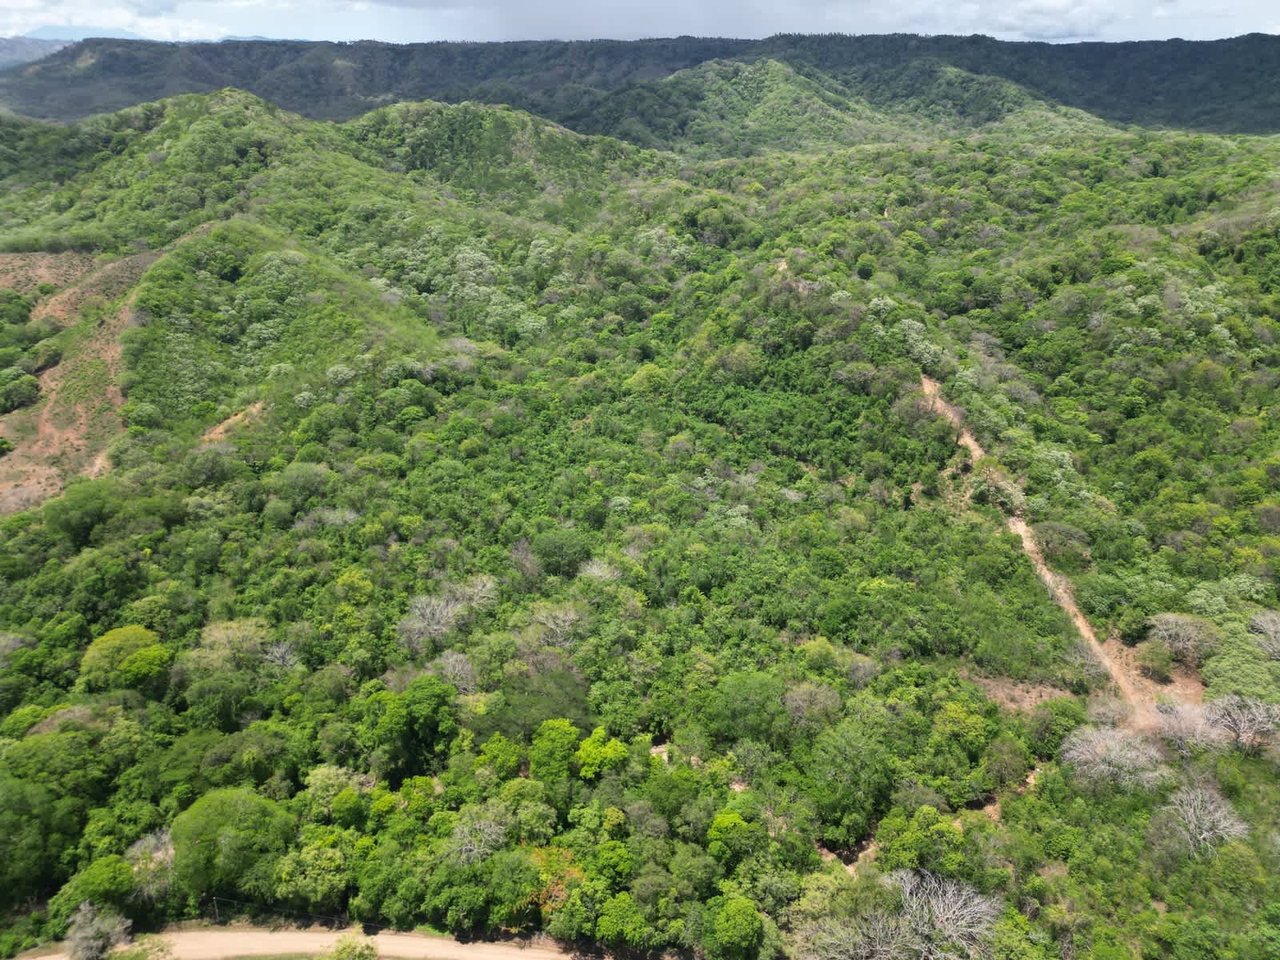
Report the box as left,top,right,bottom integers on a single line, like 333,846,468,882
452,574,498,610
847,652,881,689
67,903,130,960
0,630,29,666
126,830,175,902
1146,613,1217,666
262,641,299,671
1065,640,1111,690
510,538,542,579
892,869,1002,959
398,575,499,658
783,681,842,730
794,913,918,960
530,602,584,648
1248,611,1280,660
579,558,621,581
1154,703,1227,757
448,809,510,864
1061,727,1168,791
434,649,477,694
1205,695,1280,753
397,594,466,656
1158,784,1248,859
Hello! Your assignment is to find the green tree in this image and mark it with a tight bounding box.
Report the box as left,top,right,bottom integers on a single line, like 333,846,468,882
171,788,296,900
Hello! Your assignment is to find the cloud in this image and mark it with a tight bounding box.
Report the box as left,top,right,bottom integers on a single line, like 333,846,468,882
3,0,1275,44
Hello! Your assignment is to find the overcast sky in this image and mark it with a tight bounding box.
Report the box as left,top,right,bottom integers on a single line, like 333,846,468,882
3,0,1278,44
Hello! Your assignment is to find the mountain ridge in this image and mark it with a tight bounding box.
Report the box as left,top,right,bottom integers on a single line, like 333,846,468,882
3,32,1279,138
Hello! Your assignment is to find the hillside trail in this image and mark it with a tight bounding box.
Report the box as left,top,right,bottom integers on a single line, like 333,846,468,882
920,375,1160,730
26,926,571,960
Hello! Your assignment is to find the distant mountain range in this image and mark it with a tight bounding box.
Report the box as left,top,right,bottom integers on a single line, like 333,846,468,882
0,36,70,70
1,33,1278,138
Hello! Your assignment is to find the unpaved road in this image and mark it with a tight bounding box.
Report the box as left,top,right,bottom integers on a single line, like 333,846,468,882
29,927,572,960
921,375,1159,728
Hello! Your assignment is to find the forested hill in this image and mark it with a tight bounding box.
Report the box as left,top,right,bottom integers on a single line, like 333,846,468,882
3,44,1280,960
3,32,1280,137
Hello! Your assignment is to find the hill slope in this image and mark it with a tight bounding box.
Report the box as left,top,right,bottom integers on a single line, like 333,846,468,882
1,82,1280,960
0,37,68,70
3,33,1280,139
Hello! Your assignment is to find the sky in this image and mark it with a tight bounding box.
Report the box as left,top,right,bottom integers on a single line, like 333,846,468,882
3,0,1278,44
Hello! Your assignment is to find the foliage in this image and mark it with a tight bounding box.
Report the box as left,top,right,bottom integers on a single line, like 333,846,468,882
1,60,1280,960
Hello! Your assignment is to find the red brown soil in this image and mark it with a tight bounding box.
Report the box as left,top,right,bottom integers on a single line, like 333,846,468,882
967,675,1071,713
0,252,159,514
201,401,265,444
0,252,96,295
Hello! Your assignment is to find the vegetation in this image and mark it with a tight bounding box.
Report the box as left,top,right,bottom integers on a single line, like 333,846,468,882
1,41,1280,960
4,33,1280,138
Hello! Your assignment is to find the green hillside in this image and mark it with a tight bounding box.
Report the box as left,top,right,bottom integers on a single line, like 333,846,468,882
1,58,1279,960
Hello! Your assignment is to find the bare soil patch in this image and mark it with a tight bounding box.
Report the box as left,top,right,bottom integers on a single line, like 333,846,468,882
202,401,265,444
967,675,1070,713
0,252,96,295
0,252,159,513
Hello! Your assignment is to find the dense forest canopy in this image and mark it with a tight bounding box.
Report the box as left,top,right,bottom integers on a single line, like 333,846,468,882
3,32,1280,137
1,31,1280,960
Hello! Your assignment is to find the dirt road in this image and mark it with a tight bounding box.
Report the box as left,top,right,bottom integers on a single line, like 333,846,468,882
30,927,572,960
921,375,1159,728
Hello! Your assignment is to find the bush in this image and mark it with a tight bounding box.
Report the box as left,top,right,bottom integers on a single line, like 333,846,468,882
66,903,130,960
1137,640,1174,682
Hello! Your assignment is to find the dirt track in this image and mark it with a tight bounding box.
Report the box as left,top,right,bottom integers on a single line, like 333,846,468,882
30,927,572,960
921,375,1166,728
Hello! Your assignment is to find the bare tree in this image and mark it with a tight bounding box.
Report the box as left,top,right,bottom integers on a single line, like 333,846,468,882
262,641,299,671
510,538,542,579
1061,727,1168,791
578,558,621,581
795,913,918,960
0,630,30,667
1157,784,1248,859
1205,695,1280,753
530,602,585,648
452,574,498,610
398,576,499,658
847,653,881,689
67,903,130,960
1154,703,1227,757
892,869,1002,960
1146,613,1217,666
434,649,477,694
126,830,175,903
448,808,510,864
397,594,466,656
1064,640,1111,690
783,681,842,730
1248,611,1280,660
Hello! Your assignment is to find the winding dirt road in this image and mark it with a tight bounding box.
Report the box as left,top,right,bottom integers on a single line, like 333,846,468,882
29,927,572,960
920,375,1158,728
